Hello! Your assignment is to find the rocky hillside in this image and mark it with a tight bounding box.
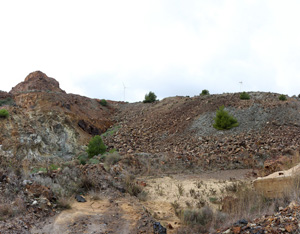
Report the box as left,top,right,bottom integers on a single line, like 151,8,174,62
0,71,115,161
1,71,300,172
1,71,300,233
105,92,300,172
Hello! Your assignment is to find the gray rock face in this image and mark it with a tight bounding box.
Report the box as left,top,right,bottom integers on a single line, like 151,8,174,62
0,109,82,161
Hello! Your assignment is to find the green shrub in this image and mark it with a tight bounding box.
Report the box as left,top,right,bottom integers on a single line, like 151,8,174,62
200,89,210,96
0,109,9,118
279,94,287,101
49,164,59,171
88,158,100,164
143,91,157,103
109,148,117,153
78,155,88,165
101,126,120,138
213,106,239,130
240,92,250,100
100,99,107,106
86,135,107,158
31,167,47,173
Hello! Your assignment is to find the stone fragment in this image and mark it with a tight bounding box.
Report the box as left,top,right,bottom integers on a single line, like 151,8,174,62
75,194,86,203
153,222,167,234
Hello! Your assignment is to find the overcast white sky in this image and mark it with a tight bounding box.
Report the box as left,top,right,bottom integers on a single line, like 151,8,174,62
1,0,300,102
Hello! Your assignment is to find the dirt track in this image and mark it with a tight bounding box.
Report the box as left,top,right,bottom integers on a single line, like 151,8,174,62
31,195,153,234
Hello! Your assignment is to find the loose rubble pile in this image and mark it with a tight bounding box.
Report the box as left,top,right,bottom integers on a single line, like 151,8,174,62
218,203,300,233
105,93,300,173
0,171,55,233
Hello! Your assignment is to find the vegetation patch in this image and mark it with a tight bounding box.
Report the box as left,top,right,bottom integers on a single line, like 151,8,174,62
86,135,107,158
49,164,59,171
99,99,107,106
0,109,9,118
143,91,157,103
124,175,145,198
88,158,100,164
101,125,120,138
240,92,250,100
56,196,72,210
182,206,213,226
279,94,287,101
213,106,239,130
200,89,210,96
103,151,121,170
31,167,47,174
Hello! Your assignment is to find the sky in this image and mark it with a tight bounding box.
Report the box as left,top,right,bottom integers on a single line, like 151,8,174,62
1,0,300,102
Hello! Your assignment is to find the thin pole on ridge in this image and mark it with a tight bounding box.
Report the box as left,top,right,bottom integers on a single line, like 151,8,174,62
239,81,243,92
123,82,127,102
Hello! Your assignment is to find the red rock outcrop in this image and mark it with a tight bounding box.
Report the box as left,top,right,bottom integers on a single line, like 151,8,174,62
10,71,65,95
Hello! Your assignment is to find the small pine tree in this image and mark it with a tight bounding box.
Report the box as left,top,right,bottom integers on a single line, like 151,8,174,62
0,109,9,118
201,89,210,96
240,92,250,100
213,106,239,130
143,91,157,103
86,135,107,158
279,94,287,101
100,99,107,106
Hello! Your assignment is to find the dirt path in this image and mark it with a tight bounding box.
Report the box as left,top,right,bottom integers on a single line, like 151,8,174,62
30,196,153,234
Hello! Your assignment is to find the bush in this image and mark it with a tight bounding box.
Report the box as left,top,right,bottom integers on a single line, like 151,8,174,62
124,175,143,197
101,126,120,138
104,151,121,169
56,196,72,210
0,109,9,118
182,206,214,226
143,91,157,103
100,99,107,106
78,155,88,165
213,106,238,130
200,89,210,96
240,92,250,100
279,94,287,101
86,135,107,158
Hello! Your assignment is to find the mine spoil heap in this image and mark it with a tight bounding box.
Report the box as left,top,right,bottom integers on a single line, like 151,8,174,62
105,92,300,173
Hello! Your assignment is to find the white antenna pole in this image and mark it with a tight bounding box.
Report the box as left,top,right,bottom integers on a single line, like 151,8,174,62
239,81,243,92
123,82,126,101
